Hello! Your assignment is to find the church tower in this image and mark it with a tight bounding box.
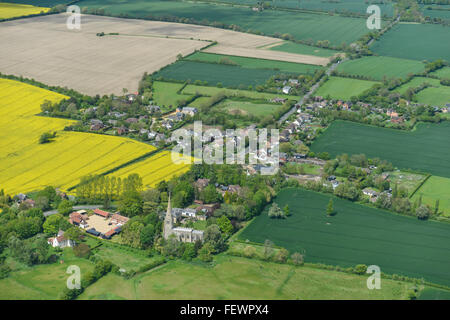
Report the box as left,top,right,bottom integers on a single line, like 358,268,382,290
163,194,173,239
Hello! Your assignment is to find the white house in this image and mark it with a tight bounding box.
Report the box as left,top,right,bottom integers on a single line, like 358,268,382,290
48,230,74,248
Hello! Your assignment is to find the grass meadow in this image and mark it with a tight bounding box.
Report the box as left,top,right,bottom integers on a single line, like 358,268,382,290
152,81,191,111
239,188,450,287
412,176,450,217
219,99,281,117
336,56,426,80
415,86,450,106
182,84,301,101
78,255,412,300
314,76,379,100
393,77,441,95
431,67,450,79
371,23,450,62
311,120,450,178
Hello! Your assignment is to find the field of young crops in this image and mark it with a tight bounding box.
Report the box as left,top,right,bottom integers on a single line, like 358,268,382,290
314,76,379,100
239,188,450,287
371,23,450,62
77,0,370,46
185,52,323,74
310,120,450,178
0,79,156,195
108,151,191,189
269,41,339,58
0,2,49,19
336,56,426,80
155,60,296,88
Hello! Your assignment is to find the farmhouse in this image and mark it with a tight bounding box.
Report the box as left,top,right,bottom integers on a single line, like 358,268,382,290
181,107,198,116
363,188,379,198
69,211,89,228
282,86,292,94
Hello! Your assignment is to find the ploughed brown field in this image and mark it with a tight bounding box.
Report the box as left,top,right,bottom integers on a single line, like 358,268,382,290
0,13,328,95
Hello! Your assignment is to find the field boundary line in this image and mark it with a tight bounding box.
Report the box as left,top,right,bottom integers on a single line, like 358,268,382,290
409,174,432,199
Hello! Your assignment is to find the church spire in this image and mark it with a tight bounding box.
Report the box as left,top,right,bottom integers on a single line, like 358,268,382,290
163,193,173,239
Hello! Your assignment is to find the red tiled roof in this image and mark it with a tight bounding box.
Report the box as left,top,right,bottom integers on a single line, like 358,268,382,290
94,209,110,217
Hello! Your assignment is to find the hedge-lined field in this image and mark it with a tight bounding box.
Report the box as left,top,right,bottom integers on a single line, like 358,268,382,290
393,77,441,95
107,151,191,189
415,86,450,107
431,67,450,79
0,78,157,194
155,60,288,88
412,176,450,217
219,99,281,117
185,52,323,74
182,84,301,101
371,23,450,62
78,255,411,300
2,0,67,6
77,0,370,46
152,81,191,111
239,188,450,287
270,41,340,58
0,2,49,19
336,56,426,80
314,76,379,100
310,120,450,178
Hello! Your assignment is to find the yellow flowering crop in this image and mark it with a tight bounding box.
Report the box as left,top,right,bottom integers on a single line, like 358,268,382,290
0,3,50,20
0,79,157,195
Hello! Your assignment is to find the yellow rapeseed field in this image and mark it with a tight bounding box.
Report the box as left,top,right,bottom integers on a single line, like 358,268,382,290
0,2,50,19
109,151,192,188
0,78,157,195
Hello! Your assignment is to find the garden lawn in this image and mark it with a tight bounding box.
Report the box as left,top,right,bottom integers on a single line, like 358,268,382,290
336,56,426,80
78,255,412,300
412,176,450,217
314,76,379,100
239,188,450,287
310,120,450,178
371,23,450,62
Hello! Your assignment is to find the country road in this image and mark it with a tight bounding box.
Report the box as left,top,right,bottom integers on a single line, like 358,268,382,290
43,205,101,217
277,57,347,124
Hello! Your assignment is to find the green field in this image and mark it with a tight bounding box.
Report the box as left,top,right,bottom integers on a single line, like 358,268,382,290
155,60,292,88
412,176,450,217
420,5,450,21
419,287,450,300
152,81,191,111
2,0,68,6
393,76,441,95
220,99,281,117
371,23,450,62
336,56,426,80
239,188,450,287
431,67,450,79
210,0,394,16
415,86,450,106
0,249,94,300
78,255,412,300
92,243,155,271
185,52,323,74
182,84,301,101
269,41,339,57
77,0,371,46
310,120,450,178
314,76,379,100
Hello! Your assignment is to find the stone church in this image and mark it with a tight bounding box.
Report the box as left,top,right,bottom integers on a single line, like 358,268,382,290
163,195,204,243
